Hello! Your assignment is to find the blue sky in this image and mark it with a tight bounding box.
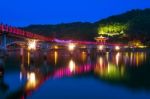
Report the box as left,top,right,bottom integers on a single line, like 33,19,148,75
0,0,150,26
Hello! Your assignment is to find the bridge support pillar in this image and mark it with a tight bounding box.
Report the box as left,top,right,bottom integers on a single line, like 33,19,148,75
1,33,7,50
0,33,7,57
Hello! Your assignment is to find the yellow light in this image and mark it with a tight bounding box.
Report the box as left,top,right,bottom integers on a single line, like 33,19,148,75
138,46,147,48
26,72,36,89
115,46,120,51
115,52,120,66
68,43,75,51
28,40,37,50
98,45,104,50
54,51,58,65
81,51,87,62
29,73,35,82
54,46,58,49
69,60,75,72
99,57,103,67
27,51,30,66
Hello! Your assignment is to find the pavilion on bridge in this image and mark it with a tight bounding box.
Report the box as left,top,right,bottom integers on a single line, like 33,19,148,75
95,35,108,44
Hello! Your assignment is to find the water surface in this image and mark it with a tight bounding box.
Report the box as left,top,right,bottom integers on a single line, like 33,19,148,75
1,50,150,99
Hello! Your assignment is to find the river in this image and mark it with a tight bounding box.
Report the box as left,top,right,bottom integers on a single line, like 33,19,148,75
0,50,150,99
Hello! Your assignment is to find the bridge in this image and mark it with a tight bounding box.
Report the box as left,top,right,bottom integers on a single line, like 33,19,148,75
0,23,128,53
0,24,53,49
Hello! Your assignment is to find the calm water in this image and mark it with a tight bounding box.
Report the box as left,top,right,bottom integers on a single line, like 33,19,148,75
1,50,150,99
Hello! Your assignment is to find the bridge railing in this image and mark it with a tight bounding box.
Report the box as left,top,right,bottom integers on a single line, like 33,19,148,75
0,24,54,42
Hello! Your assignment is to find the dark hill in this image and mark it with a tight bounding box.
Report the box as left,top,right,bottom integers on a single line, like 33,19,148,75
22,8,150,44
22,22,97,41
96,9,150,43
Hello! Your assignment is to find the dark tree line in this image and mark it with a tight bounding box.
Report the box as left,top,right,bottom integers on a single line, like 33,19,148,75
22,8,150,44
22,22,97,41
96,8,150,44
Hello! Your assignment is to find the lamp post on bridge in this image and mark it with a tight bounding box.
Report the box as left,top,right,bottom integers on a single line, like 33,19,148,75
27,39,37,51
95,35,108,53
68,43,76,55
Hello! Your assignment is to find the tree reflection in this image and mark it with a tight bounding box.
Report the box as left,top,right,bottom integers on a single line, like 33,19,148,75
94,52,150,89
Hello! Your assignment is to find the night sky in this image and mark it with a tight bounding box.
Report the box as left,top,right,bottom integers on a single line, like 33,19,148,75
0,0,150,26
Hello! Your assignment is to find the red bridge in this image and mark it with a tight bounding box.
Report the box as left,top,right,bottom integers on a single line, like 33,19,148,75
0,24,53,41
0,23,127,51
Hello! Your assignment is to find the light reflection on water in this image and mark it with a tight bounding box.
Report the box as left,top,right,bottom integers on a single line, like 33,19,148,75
0,50,150,99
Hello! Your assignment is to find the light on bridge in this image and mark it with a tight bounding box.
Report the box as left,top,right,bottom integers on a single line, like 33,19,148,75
54,46,58,49
98,45,104,50
68,43,76,51
115,46,120,51
28,40,37,50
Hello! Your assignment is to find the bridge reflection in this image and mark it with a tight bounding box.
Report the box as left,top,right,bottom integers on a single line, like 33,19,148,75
3,50,149,99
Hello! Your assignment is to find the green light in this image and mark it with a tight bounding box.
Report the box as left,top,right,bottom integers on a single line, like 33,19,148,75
98,23,129,36
95,63,125,80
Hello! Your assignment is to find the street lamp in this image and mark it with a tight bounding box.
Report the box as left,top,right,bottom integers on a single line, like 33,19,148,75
68,43,76,51
28,40,37,50
98,45,104,50
115,46,120,51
